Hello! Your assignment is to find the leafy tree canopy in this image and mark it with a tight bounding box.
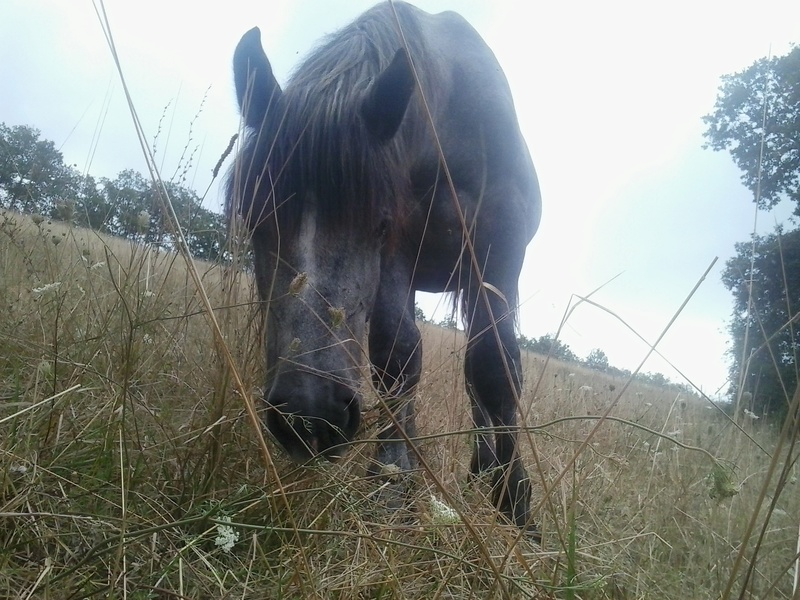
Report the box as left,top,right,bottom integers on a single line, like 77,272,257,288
0,122,227,262
703,45,800,214
722,228,800,419
0,123,82,216
518,333,578,363
414,302,428,322
437,314,459,330
584,348,609,371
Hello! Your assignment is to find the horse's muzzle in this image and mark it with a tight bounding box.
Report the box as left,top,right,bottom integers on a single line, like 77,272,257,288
264,374,361,461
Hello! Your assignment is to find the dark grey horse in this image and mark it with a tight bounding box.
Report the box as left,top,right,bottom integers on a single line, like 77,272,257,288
227,1,541,528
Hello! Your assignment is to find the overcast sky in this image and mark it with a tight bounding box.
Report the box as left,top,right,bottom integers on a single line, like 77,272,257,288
2,0,798,397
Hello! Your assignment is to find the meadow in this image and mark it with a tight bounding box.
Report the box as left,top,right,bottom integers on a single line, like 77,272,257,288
0,209,798,599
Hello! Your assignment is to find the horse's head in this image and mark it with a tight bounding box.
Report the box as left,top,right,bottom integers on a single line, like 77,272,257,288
227,28,415,460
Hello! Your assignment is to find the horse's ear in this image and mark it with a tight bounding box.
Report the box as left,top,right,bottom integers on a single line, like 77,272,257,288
234,27,282,129
361,48,415,142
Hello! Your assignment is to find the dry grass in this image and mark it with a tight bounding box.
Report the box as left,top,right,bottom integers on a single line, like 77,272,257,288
1,209,798,599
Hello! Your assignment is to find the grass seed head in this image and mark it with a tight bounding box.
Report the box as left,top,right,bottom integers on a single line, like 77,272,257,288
328,306,346,330
289,271,308,295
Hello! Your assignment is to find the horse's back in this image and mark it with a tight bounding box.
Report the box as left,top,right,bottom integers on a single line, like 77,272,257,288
395,3,542,248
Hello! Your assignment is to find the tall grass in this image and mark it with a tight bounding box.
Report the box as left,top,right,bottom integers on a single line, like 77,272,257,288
1,209,798,599
1,3,797,596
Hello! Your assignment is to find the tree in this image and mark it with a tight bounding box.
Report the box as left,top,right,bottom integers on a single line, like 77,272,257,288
584,348,609,372
414,302,427,322
722,228,800,419
635,372,672,389
179,192,227,262
1,123,229,262
437,313,459,330
73,174,113,232
702,46,800,215
0,123,81,216
101,169,155,241
705,46,800,422
518,333,577,363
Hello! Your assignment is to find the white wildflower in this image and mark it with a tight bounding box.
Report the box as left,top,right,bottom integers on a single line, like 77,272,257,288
142,334,153,345
37,360,52,378
143,290,155,298
32,282,62,295
136,210,151,232
743,409,759,420
666,430,682,438
90,261,105,270
214,516,239,553
10,464,28,475
380,463,402,477
579,385,593,393
430,494,460,525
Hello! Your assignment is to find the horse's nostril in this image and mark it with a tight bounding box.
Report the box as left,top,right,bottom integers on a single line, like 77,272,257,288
334,386,362,430
265,376,361,461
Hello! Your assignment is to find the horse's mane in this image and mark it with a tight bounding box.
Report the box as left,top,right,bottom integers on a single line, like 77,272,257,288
234,2,429,234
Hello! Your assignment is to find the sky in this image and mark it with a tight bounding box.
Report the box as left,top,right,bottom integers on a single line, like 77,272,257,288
2,0,798,398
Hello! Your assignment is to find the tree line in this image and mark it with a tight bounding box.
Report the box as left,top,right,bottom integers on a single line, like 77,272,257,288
0,123,227,261
414,306,691,394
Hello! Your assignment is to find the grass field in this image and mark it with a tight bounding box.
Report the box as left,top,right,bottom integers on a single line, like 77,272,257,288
1,209,798,599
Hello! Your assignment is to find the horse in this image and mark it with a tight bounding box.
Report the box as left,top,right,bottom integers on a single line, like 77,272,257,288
227,1,542,528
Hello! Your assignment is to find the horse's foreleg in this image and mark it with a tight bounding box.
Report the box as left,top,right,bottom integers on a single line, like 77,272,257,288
464,294,531,528
368,289,421,475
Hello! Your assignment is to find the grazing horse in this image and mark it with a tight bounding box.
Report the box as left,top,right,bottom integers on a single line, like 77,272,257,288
227,1,541,528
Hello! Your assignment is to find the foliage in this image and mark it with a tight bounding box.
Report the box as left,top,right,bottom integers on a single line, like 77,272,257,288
705,46,800,421
584,348,609,371
518,333,578,363
0,122,226,261
722,227,800,419
515,335,694,394
703,45,800,214
437,313,459,330
0,123,83,217
414,302,427,322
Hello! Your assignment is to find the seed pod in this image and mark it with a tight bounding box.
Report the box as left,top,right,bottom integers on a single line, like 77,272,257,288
289,272,308,296
328,306,345,330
